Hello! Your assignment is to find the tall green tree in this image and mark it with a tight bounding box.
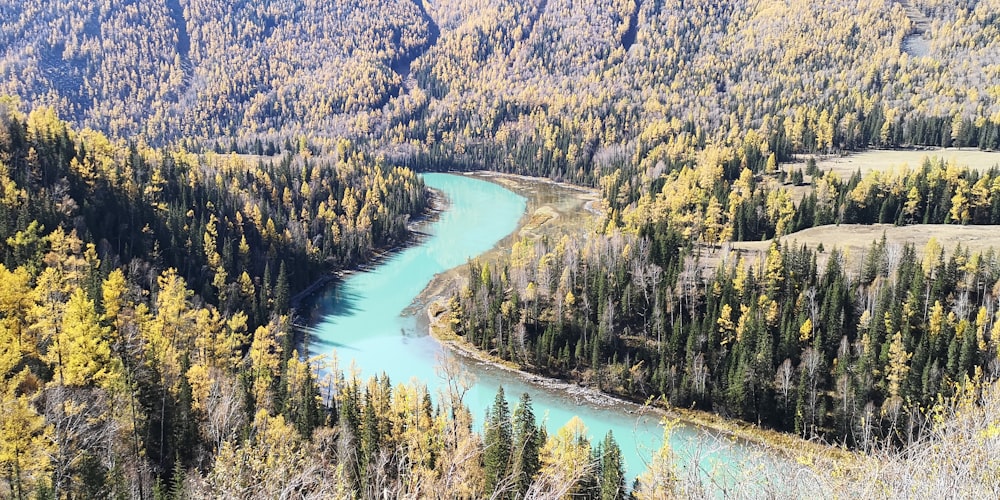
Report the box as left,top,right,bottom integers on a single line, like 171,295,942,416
511,392,540,497
598,431,625,500
483,386,512,495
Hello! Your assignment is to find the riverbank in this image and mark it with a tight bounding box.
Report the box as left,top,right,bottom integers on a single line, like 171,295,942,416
417,172,855,467
427,297,853,466
403,171,600,317
291,184,449,317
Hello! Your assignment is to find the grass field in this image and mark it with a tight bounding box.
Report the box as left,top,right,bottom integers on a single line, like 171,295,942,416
788,149,1000,180
724,223,1000,271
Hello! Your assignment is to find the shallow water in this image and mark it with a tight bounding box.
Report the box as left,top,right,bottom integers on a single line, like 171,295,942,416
306,172,763,484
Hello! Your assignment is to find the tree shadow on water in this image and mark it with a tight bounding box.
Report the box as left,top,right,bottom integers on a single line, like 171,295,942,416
301,285,363,323
296,286,364,354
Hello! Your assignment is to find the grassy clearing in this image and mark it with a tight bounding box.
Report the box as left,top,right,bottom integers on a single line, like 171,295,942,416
725,223,1000,271
787,148,1000,180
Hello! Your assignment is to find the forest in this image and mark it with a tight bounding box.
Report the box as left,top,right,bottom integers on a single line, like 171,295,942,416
0,0,997,167
454,217,999,446
0,93,726,500
1,0,999,497
0,102,436,498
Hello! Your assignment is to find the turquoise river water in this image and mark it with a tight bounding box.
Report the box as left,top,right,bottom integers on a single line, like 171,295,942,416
306,173,764,485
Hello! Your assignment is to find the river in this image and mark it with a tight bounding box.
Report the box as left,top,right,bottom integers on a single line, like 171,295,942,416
304,172,765,486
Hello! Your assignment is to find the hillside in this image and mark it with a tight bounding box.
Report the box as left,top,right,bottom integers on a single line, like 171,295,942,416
1,0,997,165
0,0,432,140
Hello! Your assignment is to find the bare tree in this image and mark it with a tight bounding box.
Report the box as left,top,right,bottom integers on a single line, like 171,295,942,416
204,371,245,453
799,347,823,439
774,358,795,412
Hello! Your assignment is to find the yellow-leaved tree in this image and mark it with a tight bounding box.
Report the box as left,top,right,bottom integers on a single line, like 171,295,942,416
144,269,196,388
534,416,594,498
0,264,36,379
1,299,53,495
0,370,54,499
633,419,680,499
883,331,911,416
48,288,113,387
247,317,285,412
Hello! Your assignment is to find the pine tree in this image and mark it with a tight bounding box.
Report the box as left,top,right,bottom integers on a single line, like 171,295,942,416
173,355,198,466
511,392,540,497
598,431,625,500
483,386,512,495
169,457,186,500
274,262,290,314
360,389,379,482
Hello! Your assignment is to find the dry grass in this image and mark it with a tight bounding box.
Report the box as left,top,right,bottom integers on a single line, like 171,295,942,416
723,224,1000,271
426,299,460,342
659,379,1000,499
788,149,1000,180
807,379,1000,500
520,205,559,237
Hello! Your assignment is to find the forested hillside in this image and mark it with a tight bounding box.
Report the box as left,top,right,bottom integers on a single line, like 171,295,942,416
0,0,432,140
1,0,997,167
0,102,434,497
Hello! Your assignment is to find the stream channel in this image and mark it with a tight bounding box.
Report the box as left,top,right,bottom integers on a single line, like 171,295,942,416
304,172,767,485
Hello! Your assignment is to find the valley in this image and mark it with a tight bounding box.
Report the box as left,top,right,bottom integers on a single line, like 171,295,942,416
1,0,998,497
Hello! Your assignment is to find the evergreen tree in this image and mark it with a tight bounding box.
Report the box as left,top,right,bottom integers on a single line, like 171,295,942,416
511,392,541,497
360,389,379,482
274,262,290,314
483,386,512,495
598,431,625,500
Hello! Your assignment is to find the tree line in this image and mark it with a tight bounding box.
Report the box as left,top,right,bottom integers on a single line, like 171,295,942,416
3,0,998,176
